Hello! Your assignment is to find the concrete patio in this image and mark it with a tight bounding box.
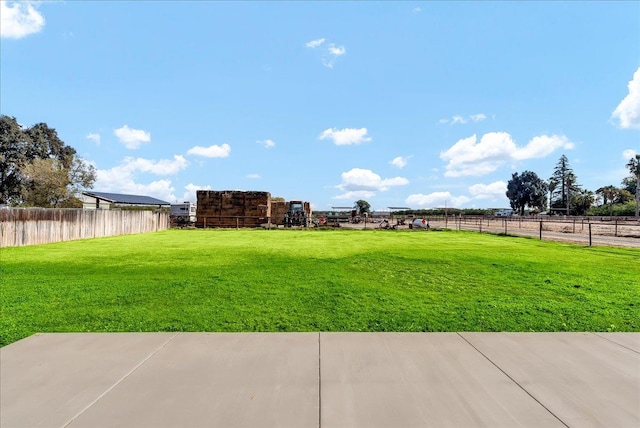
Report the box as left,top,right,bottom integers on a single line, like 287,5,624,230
1,332,638,427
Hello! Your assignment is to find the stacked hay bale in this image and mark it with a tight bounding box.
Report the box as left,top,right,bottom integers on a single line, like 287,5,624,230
271,201,287,225
196,190,271,228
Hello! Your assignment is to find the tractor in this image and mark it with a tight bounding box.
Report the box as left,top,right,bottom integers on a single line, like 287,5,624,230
284,200,311,227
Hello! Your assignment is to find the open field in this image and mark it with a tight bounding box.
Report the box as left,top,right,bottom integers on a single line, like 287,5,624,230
1,229,638,346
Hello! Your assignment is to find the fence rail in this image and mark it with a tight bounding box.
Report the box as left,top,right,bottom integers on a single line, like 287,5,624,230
423,215,640,247
0,209,169,247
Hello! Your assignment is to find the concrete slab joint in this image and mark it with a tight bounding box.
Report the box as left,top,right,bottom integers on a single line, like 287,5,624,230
1,332,638,428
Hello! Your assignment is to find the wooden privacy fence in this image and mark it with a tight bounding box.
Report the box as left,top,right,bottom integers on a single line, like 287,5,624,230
0,209,169,247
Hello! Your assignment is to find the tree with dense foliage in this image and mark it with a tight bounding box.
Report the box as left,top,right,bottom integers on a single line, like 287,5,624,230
549,154,580,214
0,115,96,207
596,185,620,217
506,170,548,215
354,199,371,214
571,189,595,216
626,155,640,218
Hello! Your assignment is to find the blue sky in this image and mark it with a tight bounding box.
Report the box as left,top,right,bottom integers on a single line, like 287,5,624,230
2,1,639,210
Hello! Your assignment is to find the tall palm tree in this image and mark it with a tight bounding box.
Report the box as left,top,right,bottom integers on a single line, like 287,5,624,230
597,185,619,218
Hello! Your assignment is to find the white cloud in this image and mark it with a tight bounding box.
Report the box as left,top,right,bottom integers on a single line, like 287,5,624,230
406,192,470,208
257,139,276,149
186,143,231,158
246,173,261,179
611,67,640,130
468,181,507,200
126,155,189,175
182,183,210,202
99,155,188,177
113,125,151,149
94,155,190,202
333,190,376,200
623,149,638,160
322,44,346,68
390,156,410,168
307,37,346,68
336,168,409,198
319,127,371,145
86,133,101,145
1,1,45,39
327,44,346,56
305,38,325,48
440,132,574,177
413,7,422,13
439,113,488,125
95,172,176,202
512,135,574,160
470,113,487,122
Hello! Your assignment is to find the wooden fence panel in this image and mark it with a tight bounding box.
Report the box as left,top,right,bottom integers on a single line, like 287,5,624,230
0,209,169,247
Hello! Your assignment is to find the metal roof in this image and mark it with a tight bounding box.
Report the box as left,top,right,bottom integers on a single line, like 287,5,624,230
82,191,170,206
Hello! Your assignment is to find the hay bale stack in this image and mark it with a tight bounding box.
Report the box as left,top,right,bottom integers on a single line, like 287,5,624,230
196,190,271,228
271,201,287,225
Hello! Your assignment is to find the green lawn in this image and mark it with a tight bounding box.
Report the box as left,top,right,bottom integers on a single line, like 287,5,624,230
1,229,638,346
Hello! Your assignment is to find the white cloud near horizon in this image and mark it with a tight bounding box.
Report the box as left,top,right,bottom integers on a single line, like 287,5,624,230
405,181,507,209
257,139,276,149
440,132,575,177
246,173,261,179
390,156,410,168
186,143,231,158
182,183,211,202
94,155,190,202
113,125,151,149
319,127,371,145
611,67,640,130
333,190,376,200
468,181,507,200
86,133,101,145
1,1,45,39
335,168,409,199
405,192,471,208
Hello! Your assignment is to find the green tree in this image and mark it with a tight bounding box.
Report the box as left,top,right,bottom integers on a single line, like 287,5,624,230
0,116,28,204
21,158,70,207
596,185,620,217
0,115,96,206
571,189,595,216
506,170,548,215
354,199,371,214
626,155,640,218
549,155,579,214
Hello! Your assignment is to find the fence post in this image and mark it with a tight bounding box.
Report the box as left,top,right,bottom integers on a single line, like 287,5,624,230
539,221,543,240
589,223,592,246
504,218,507,235
615,220,618,237
479,218,482,233
573,219,575,234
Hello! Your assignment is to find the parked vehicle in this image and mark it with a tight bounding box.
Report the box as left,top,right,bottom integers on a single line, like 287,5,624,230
284,200,311,227
495,209,513,217
170,202,197,225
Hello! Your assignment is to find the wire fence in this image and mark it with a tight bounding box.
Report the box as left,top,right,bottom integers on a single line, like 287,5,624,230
424,215,640,248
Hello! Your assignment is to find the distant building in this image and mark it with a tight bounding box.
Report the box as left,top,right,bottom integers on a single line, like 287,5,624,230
81,191,170,210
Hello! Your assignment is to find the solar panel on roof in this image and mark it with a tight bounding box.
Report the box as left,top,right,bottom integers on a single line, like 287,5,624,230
83,192,170,205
